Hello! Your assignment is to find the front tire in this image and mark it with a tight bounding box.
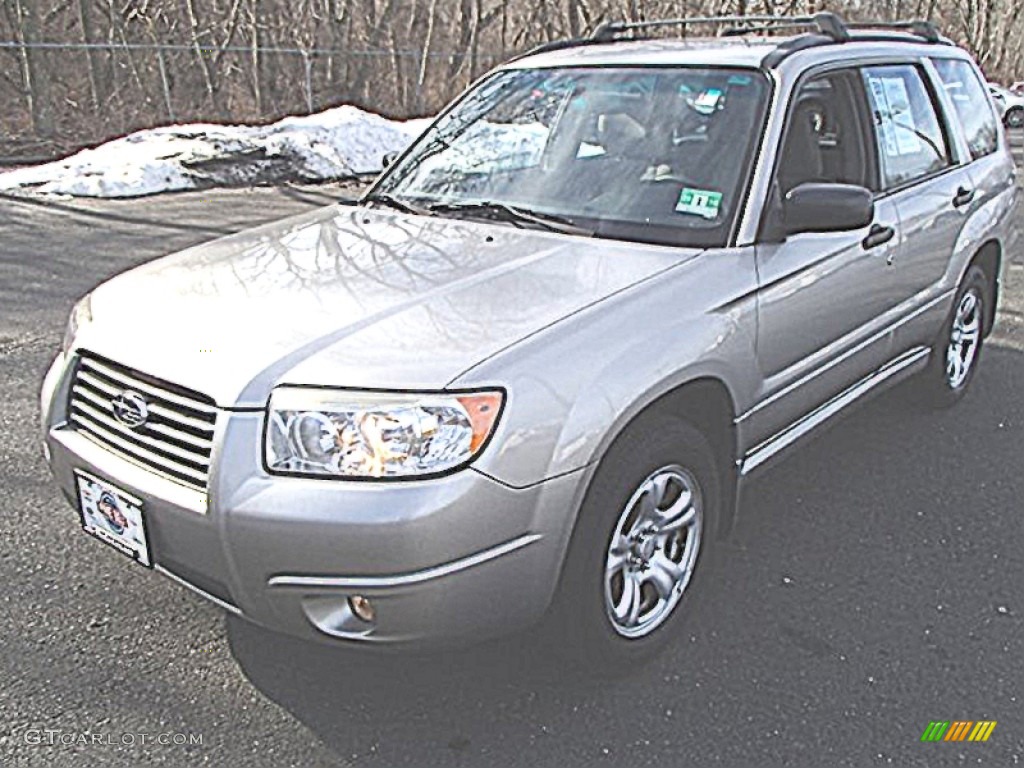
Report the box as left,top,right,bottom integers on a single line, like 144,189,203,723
1005,107,1024,129
552,415,720,665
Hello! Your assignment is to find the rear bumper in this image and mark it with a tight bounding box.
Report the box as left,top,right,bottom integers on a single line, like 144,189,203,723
41,354,583,648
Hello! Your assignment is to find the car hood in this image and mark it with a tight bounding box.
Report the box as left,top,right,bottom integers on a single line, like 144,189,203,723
79,205,699,407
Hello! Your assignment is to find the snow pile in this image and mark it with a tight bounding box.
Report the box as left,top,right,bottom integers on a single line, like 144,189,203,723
0,106,432,198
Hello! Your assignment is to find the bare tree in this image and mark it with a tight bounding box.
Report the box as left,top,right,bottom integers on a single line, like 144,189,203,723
1,0,1022,158
9,0,52,138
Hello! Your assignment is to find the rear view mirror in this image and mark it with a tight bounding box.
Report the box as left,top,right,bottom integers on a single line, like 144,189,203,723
382,151,399,169
783,182,873,235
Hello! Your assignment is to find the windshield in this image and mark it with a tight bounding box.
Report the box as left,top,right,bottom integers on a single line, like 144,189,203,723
372,66,770,247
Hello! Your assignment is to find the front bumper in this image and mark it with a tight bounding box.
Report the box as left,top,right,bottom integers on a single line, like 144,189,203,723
41,354,583,647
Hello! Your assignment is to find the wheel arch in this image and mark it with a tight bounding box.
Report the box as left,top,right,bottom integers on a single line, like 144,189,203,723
544,374,741,624
577,375,740,541
966,239,1001,337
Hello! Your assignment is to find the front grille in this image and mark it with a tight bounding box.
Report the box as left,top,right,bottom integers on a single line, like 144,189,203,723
68,354,217,492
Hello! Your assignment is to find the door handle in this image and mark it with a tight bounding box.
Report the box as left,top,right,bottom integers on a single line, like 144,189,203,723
862,224,895,250
952,186,975,208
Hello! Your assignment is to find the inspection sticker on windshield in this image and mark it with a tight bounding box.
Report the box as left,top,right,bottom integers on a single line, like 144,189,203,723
675,188,722,220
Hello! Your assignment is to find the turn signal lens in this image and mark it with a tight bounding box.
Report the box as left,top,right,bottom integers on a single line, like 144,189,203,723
457,393,504,453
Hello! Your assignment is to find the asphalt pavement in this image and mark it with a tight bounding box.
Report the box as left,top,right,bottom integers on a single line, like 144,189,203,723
1,136,1023,768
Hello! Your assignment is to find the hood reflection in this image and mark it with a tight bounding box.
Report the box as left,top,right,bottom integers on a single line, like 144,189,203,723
85,206,694,405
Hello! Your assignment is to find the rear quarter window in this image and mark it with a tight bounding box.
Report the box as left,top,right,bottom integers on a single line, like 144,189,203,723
931,57,999,160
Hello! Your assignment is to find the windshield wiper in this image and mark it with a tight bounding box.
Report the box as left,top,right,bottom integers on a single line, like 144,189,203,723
362,193,432,217
428,200,593,236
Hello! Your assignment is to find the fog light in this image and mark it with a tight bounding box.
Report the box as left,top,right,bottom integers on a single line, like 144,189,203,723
348,595,375,623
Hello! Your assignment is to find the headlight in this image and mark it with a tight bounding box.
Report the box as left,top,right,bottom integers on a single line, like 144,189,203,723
265,387,504,479
62,293,93,355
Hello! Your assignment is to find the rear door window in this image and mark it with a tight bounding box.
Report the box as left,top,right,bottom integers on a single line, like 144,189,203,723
861,64,952,190
930,57,999,160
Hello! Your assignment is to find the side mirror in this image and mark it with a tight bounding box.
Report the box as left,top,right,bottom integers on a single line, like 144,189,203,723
381,151,399,169
783,182,874,236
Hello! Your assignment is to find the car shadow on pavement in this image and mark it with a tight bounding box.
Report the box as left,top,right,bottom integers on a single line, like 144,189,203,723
226,346,1023,767
226,614,617,763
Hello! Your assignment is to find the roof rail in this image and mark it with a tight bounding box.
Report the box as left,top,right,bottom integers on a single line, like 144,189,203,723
520,37,597,57
515,13,948,67
589,12,850,43
846,19,943,43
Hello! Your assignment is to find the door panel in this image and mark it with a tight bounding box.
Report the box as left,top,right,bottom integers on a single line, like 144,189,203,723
748,198,900,445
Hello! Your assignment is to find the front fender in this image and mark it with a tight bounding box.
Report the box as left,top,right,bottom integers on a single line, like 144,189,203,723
455,247,761,490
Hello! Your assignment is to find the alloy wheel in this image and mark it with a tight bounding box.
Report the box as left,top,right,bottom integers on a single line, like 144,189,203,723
603,465,703,639
946,289,982,390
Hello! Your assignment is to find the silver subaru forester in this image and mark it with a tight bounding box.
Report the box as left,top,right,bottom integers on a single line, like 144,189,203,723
42,13,1017,660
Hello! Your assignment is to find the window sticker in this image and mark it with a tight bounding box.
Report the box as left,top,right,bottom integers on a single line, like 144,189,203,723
675,187,723,220
867,75,921,156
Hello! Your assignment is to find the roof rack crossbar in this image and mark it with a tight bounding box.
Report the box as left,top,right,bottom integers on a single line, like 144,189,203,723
721,21,825,37
590,12,850,43
846,19,942,43
521,13,948,67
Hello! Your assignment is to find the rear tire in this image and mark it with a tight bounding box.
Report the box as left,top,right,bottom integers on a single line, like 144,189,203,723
917,265,988,408
550,414,720,667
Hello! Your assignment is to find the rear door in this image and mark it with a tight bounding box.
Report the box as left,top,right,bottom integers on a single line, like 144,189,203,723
859,63,971,351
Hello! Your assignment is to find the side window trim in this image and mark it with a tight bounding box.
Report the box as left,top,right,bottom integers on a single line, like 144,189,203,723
872,161,962,201
846,69,882,192
920,57,973,166
913,61,957,167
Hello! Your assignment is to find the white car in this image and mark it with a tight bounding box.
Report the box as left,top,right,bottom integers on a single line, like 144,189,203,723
988,83,1024,128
